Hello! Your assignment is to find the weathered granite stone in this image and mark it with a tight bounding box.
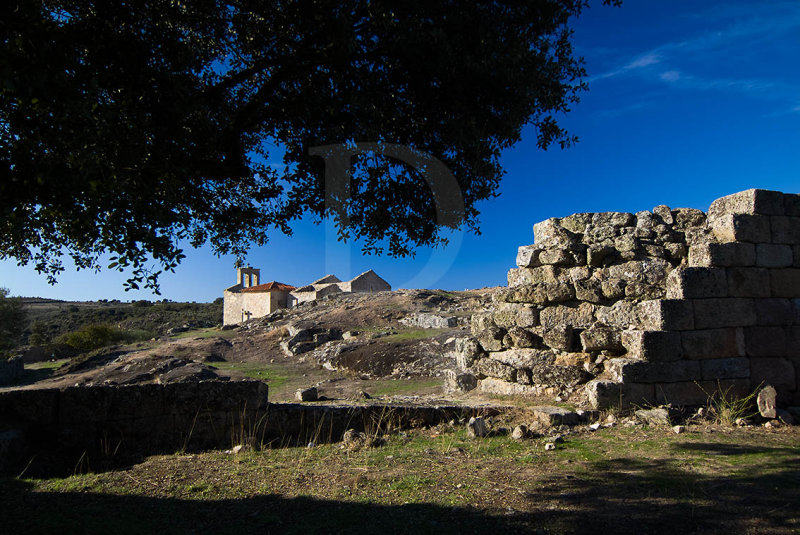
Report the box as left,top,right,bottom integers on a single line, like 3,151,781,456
584,379,656,409
444,370,478,393
533,219,580,248
727,267,771,298
744,326,787,357
666,267,727,299
543,325,574,352
605,358,701,384
454,337,484,370
493,303,538,328
672,208,706,229
539,248,574,266
467,416,489,438
637,299,695,331
708,189,785,218
770,269,800,298
785,194,800,217
503,327,541,349
539,303,596,330
653,205,674,224
474,358,516,382
295,387,318,402
531,406,579,426
529,364,589,387
757,385,778,418
635,407,674,426
471,313,496,335
681,328,745,359
771,216,800,244
587,245,616,267
622,330,683,362
595,301,639,330
755,298,793,326
516,245,543,268
606,259,671,285
561,212,593,233
664,242,688,262
574,279,604,303
479,377,540,397
580,327,622,353
488,349,555,369
756,243,793,268
709,214,771,243
554,352,590,367
693,298,757,329
559,265,591,284
601,278,627,299
688,242,756,267
700,357,750,380
476,326,506,352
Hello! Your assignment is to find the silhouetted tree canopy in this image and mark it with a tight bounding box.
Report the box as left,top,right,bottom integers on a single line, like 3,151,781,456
0,288,26,351
1,0,618,292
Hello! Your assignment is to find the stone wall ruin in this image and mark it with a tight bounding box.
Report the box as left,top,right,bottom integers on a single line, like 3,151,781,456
455,189,800,409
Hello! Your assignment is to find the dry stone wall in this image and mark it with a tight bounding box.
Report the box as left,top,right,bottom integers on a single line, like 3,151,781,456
455,189,800,409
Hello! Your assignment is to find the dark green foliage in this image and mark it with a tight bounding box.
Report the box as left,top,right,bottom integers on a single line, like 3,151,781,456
20,298,222,351
0,288,26,353
57,323,149,352
1,0,618,292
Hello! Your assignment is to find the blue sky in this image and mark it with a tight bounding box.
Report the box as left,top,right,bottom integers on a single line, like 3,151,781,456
2,0,799,302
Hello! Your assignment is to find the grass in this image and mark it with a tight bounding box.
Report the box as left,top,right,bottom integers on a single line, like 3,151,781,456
11,358,71,386
2,424,798,534
171,327,235,340
381,328,450,343
697,380,761,426
206,362,288,387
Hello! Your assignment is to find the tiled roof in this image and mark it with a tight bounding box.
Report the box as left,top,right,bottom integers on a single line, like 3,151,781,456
240,281,296,293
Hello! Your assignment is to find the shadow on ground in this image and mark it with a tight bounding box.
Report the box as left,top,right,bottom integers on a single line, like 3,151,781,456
524,441,800,534
1,441,798,534
0,477,533,535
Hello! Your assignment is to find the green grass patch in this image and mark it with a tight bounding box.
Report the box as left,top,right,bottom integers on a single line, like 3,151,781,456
171,327,234,340
207,362,288,386
381,328,450,342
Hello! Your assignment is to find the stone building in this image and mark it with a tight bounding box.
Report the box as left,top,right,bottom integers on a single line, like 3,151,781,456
223,267,391,325
222,267,296,325
288,270,391,307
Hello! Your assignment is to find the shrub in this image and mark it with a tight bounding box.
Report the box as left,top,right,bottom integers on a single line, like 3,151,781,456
59,323,152,352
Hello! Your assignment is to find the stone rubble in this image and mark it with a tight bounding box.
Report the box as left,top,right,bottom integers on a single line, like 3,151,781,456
455,189,800,411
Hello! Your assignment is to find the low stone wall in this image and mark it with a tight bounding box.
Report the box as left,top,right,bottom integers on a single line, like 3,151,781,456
0,380,268,474
261,403,495,446
0,356,24,386
0,379,498,474
457,189,800,409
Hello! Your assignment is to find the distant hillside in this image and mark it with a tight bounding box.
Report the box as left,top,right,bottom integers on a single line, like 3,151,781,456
20,298,223,346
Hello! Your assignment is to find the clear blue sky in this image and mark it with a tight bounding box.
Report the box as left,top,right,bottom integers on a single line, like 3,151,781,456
2,0,799,302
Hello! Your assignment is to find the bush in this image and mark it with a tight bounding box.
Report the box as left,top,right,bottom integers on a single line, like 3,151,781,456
58,323,152,352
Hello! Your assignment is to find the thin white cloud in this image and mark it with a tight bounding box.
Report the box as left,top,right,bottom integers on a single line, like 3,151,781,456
624,52,662,70
588,5,800,114
659,71,681,82
591,5,800,82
